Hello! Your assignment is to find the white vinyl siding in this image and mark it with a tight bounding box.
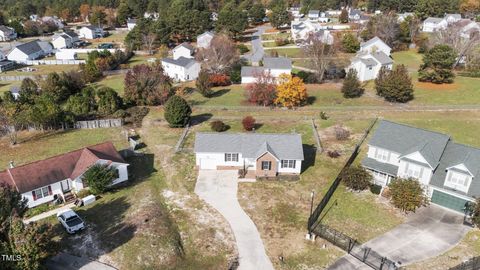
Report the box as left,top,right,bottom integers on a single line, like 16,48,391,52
444,170,471,193
404,162,424,179
225,153,239,162
374,148,390,162
281,160,296,168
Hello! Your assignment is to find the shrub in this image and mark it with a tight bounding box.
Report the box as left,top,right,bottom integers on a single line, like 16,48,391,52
472,199,480,227
237,44,249,54
370,184,382,195
274,38,289,46
196,69,213,97
230,68,241,84
295,71,319,84
76,189,92,199
418,44,457,84
389,177,428,213
342,166,373,191
342,69,364,98
124,106,150,127
164,95,192,128
327,150,341,158
210,120,229,132
319,111,329,120
24,204,53,218
209,73,231,87
83,164,117,195
334,125,350,140
341,33,360,53
242,116,256,131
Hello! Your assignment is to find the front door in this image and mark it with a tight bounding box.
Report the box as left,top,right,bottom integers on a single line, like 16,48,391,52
61,180,70,192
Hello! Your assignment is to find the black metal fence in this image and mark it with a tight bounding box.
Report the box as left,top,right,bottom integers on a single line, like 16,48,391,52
312,224,398,270
307,118,377,232
449,257,480,270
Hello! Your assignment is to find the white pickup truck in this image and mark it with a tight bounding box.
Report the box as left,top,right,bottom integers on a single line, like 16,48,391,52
57,209,85,234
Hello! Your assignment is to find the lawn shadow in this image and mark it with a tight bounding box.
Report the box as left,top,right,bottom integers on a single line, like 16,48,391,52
306,96,317,105
125,153,156,181
302,144,317,173
190,113,213,126
210,88,230,97
253,123,263,130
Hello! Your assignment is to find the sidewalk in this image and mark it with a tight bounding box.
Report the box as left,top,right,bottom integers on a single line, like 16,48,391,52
24,203,75,223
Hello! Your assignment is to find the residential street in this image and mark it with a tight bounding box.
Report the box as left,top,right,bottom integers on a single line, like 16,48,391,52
328,205,471,269
243,25,269,64
194,170,274,270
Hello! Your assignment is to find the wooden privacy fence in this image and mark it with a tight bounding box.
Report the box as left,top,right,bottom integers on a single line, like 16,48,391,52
74,119,123,129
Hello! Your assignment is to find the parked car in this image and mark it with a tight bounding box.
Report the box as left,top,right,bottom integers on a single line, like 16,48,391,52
98,43,113,49
57,209,85,234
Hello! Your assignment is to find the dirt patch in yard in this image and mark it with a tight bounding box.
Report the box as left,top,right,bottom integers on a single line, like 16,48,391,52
414,81,458,91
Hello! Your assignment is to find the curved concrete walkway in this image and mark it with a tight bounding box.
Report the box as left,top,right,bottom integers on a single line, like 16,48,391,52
195,170,274,270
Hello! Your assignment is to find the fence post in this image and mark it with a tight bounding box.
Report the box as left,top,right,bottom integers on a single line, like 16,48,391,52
362,247,370,262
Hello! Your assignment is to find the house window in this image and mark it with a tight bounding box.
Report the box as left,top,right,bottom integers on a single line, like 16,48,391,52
447,171,469,187
374,148,390,162
225,153,239,162
262,161,271,170
33,186,50,200
281,160,296,168
404,162,424,179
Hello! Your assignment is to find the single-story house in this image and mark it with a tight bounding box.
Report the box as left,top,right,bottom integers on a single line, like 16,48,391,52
362,120,480,213
161,56,201,82
0,25,17,41
348,51,393,82
79,25,105,39
241,57,292,84
360,36,391,56
52,31,80,49
127,19,137,30
422,17,448,32
308,10,320,21
173,42,195,60
197,31,215,49
7,40,53,62
194,132,304,177
349,9,362,21
0,142,129,208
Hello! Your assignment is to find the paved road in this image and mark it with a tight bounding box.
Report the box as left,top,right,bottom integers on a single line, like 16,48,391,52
243,26,269,64
328,205,471,269
195,170,274,270
45,252,117,270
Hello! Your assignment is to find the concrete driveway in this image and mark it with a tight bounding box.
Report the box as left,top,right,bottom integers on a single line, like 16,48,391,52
195,170,274,270
329,205,471,269
242,26,270,64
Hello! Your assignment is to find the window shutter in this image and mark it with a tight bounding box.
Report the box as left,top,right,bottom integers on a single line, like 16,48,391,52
268,162,271,170
32,191,37,201
224,153,228,162
48,186,52,195
293,160,296,168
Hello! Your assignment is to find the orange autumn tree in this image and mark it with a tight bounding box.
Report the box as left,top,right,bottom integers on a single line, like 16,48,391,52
275,74,308,108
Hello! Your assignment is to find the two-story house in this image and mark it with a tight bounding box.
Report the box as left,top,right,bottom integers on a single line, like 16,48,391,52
362,120,480,213
172,43,195,60
79,25,105,39
52,31,80,49
161,56,200,82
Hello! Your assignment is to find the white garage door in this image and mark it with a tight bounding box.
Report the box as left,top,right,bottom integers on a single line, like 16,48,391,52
200,158,217,169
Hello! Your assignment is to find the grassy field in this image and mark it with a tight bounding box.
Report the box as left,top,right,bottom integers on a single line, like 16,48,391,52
93,74,126,95
0,128,128,168
261,32,291,41
2,64,79,76
264,47,304,58
0,81,21,95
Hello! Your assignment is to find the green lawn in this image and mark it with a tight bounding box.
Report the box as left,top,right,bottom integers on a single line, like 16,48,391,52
261,32,291,41
2,65,79,76
0,81,21,95
0,128,128,167
264,47,303,58
93,74,126,95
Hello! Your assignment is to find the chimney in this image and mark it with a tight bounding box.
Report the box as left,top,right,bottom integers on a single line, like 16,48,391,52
9,161,14,169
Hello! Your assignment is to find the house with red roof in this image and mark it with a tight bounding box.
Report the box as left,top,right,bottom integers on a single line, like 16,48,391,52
0,142,129,208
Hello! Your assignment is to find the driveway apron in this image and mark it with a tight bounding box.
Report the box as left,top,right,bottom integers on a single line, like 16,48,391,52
195,170,274,270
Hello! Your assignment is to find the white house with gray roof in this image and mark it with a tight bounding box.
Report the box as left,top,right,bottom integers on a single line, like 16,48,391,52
196,31,215,49
362,120,480,213
194,133,304,177
0,25,17,41
348,51,393,81
79,26,105,39
7,40,53,62
161,56,200,82
241,57,292,84
360,36,391,56
173,42,195,60
52,31,80,49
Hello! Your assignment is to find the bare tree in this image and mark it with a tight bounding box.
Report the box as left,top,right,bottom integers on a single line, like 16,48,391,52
0,106,18,145
303,33,336,82
142,33,158,55
363,13,400,47
431,22,480,67
195,34,239,74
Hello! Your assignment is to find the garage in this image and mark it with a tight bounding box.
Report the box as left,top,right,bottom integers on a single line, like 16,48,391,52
430,190,471,213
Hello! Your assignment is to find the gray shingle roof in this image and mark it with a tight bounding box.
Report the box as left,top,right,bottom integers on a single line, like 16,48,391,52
362,157,399,176
198,31,214,38
194,133,304,160
308,10,320,16
174,42,195,52
368,120,450,168
371,51,393,65
263,57,292,70
161,56,196,68
425,17,444,24
0,25,13,34
15,40,43,55
430,142,480,197
360,36,389,50
356,57,377,66
241,66,265,77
